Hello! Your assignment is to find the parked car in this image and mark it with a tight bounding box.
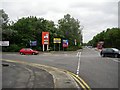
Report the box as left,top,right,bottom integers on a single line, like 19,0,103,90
100,48,120,58
19,48,39,55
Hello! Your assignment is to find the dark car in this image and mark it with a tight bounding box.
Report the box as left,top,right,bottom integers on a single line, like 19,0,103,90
19,48,39,55
100,48,120,58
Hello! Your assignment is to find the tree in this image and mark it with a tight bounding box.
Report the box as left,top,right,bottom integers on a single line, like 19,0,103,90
58,14,82,48
1,10,18,42
11,16,57,50
1,9,9,29
1,10,21,51
87,28,120,49
2,11,83,51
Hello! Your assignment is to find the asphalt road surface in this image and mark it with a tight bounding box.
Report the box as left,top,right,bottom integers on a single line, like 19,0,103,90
2,61,54,88
2,48,119,89
79,48,119,88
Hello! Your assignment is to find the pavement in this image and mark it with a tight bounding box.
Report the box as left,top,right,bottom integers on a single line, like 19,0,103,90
2,60,81,89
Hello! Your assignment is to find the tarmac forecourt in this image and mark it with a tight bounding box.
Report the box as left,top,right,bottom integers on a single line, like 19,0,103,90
1,59,91,90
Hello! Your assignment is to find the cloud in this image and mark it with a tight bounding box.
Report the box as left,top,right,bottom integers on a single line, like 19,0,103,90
1,0,119,43
118,1,120,28
68,2,118,42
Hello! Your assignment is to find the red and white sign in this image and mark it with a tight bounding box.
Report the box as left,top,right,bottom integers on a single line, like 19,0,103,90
42,32,49,45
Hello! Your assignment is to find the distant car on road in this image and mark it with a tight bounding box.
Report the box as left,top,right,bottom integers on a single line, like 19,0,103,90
100,48,120,58
19,48,39,55
87,46,93,48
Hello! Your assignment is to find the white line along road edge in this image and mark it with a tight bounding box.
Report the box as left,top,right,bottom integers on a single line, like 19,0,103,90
76,52,81,75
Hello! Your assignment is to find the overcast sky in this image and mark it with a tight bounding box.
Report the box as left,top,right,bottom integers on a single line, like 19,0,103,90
1,0,119,43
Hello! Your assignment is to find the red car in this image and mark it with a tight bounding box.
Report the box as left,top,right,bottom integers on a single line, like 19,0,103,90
19,48,39,55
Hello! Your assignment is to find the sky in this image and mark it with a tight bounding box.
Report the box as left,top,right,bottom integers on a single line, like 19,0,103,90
0,0,119,43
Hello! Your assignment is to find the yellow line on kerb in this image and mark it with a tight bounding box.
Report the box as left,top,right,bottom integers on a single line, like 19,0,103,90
1,59,91,90
1,59,28,64
70,73,87,90
68,71,91,90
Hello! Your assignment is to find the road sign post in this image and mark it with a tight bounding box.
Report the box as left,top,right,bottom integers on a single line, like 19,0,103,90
59,43,60,51
54,43,55,51
43,44,44,51
53,38,61,51
42,32,49,51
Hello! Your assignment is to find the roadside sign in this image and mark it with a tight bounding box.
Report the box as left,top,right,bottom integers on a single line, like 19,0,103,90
42,32,49,45
0,41,9,46
53,38,61,51
30,41,37,46
97,41,104,49
53,38,61,43
63,40,68,48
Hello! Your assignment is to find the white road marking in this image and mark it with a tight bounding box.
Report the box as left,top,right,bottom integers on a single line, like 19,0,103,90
76,52,79,57
76,52,81,75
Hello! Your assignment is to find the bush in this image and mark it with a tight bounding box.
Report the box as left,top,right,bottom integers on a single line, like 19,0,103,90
78,45,82,49
2,44,21,52
67,45,82,51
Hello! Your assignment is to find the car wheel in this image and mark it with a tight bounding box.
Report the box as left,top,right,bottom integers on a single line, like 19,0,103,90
32,52,36,55
101,53,105,57
20,52,24,55
114,54,118,58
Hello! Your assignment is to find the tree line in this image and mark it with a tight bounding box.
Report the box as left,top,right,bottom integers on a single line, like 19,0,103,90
1,10,82,52
87,28,120,49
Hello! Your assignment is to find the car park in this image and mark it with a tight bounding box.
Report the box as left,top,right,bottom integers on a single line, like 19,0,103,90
100,48,120,58
19,48,39,55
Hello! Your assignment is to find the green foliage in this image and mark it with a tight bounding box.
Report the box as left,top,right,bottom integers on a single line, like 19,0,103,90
1,9,9,29
2,10,82,52
58,14,82,47
67,45,82,51
87,28,120,49
2,44,21,52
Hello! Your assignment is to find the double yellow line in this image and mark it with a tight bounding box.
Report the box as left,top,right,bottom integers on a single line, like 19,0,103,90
1,59,91,90
67,71,91,90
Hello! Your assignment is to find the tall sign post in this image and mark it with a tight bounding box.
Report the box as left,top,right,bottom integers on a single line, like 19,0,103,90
53,38,61,51
42,32,49,51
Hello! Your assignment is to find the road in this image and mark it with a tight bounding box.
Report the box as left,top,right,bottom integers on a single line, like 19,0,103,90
2,48,119,88
79,48,119,88
2,61,54,88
